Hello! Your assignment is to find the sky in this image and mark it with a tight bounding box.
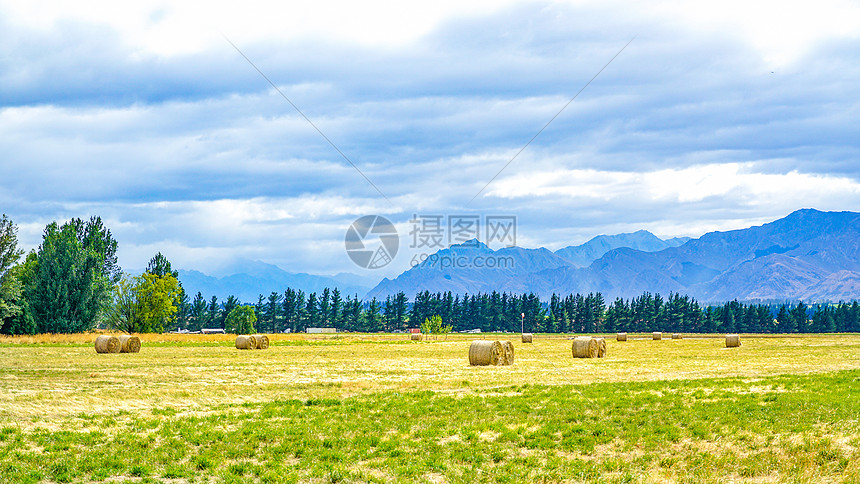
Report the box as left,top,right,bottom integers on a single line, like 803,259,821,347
1,0,860,279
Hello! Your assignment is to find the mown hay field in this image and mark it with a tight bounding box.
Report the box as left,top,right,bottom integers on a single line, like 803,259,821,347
1,333,859,483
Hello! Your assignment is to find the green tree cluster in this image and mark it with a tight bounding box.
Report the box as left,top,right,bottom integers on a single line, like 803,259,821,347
110,272,181,333
225,305,257,334
0,216,193,335
0,214,31,334
10,216,120,334
420,315,452,335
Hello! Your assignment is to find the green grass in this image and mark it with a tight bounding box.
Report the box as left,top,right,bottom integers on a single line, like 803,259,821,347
1,371,859,483
1,335,859,482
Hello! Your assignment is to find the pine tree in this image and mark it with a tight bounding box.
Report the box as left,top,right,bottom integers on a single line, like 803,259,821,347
776,305,791,333
206,296,220,329
330,288,342,329
265,292,282,333
222,295,240,330
790,302,809,333
190,292,207,331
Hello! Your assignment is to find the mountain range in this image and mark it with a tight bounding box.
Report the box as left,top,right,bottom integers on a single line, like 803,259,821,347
368,209,860,302
177,259,375,303
175,228,687,303
555,230,689,267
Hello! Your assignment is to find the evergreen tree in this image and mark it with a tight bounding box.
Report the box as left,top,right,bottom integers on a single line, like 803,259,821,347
393,292,408,331
254,295,265,329
330,288,342,329
364,298,383,332
343,295,361,331
146,252,178,278
282,289,297,333
190,292,207,331
304,292,318,330
222,295,240,330
776,305,791,333
25,217,120,333
790,302,809,333
0,216,32,335
173,289,191,331
206,296,220,329
265,291,283,333
319,288,330,326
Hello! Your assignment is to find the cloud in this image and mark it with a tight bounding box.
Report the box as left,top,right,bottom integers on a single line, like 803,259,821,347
1,0,859,278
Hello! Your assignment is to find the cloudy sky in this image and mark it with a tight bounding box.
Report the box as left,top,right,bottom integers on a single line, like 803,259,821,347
2,0,859,279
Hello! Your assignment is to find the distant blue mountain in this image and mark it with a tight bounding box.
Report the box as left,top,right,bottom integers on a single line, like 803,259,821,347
554,230,683,267
178,259,374,303
367,241,571,299
664,236,692,247
368,209,860,302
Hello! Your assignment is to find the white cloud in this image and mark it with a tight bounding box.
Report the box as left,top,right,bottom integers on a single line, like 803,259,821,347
484,162,860,212
0,0,523,56
648,0,860,67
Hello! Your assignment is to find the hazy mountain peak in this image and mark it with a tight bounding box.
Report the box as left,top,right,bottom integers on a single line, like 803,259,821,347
554,230,675,267
449,238,490,250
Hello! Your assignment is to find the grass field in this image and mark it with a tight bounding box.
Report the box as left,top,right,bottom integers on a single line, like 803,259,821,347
1,333,859,483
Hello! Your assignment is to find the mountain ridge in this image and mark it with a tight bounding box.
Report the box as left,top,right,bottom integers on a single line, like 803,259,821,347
178,261,375,303
368,209,860,302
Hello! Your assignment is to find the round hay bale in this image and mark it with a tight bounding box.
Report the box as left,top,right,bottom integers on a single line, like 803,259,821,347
469,340,503,366
672,333,682,340
652,332,662,340
117,335,141,353
500,340,515,365
235,335,256,350
253,334,270,349
616,332,627,342
572,336,598,358
94,335,121,354
521,333,533,343
725,334,741,348
410,333,422,341
594,337,607,358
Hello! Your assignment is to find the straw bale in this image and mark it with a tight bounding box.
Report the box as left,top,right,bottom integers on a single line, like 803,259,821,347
94,335,121,354
594,337,607,358
500,340,515,365
253,334,270,349
469,340,503,366
118,335,141,353
235,335,256,350
572,336,598,358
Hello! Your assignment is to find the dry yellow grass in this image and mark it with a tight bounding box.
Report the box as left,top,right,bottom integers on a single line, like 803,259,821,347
1,334,859,425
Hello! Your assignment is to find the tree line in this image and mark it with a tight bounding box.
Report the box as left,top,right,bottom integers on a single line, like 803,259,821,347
171,288,860,335
2,214,860,335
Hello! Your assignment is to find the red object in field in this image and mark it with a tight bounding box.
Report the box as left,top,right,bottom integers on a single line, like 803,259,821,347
409,328,421,334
